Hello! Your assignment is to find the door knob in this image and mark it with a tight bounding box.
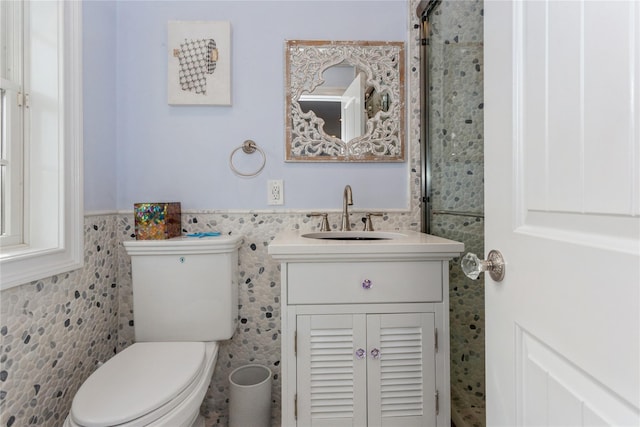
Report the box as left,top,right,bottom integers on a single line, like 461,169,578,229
461,250,505,282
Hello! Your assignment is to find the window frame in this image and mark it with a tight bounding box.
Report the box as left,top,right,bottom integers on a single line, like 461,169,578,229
0,0,83,290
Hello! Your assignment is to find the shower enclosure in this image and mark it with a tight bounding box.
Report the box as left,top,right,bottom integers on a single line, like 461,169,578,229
417,1,485,426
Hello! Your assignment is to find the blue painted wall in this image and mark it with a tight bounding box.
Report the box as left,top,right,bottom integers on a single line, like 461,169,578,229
83,0,409,212
84,0,118,211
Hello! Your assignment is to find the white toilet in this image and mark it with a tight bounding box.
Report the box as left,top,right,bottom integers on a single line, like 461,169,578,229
64,235,242,427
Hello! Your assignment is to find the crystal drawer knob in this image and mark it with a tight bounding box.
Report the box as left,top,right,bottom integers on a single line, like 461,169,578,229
362,279,372,289
461,250,506,282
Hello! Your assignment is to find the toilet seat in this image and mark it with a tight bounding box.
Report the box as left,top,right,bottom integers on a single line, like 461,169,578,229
69,342,207,427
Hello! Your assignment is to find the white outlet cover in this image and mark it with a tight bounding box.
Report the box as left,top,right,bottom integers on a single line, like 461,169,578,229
268,180,284,205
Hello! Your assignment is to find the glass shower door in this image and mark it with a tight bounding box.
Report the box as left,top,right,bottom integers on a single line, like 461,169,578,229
419,1,485,426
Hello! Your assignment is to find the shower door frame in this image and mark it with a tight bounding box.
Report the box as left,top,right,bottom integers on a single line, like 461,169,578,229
417,0,441,233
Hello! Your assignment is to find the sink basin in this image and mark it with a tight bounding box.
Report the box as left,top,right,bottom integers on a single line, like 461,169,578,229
301,231,407,241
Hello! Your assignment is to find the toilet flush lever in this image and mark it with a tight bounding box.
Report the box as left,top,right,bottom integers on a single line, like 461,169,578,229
461,250,505,282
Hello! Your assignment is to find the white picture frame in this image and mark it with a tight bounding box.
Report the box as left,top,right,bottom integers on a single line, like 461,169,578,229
167,21,231,105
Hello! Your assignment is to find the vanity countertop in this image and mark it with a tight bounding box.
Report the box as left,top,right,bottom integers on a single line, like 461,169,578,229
268,229,464,261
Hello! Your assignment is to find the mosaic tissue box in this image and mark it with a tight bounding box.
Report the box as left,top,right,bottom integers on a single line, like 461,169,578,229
134,202,181,240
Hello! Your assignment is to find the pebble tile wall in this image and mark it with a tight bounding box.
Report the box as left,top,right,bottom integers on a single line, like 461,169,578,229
0,215,119,426
1,209,421,427
0,3,488,425
427,1,486,426
431,215,485,427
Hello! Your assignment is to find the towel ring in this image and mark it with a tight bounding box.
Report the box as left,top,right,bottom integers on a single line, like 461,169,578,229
230,140,266,177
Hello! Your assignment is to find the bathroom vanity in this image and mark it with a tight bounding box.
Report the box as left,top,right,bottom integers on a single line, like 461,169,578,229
269,230,463,426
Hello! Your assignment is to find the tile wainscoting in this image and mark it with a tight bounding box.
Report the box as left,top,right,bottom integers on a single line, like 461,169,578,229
0,215,119,426
0,210,419,427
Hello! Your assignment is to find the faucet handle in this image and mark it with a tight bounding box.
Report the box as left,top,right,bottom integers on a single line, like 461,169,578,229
363,212,384,231
309,212,330,231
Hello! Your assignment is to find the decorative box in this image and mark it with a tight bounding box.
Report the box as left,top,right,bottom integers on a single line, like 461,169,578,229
134,202,181,240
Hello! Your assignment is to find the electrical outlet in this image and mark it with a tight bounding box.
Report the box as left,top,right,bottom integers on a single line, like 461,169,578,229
267,180,284,205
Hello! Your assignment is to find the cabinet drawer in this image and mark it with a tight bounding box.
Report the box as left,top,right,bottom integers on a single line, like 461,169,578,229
287,261,442,304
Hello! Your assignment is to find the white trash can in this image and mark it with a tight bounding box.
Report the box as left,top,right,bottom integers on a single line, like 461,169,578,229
229,364,272,427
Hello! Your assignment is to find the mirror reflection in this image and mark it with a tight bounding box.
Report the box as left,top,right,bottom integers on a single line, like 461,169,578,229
285,40,405,162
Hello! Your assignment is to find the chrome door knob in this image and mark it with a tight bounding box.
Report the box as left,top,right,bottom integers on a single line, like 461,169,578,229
461,250,505,282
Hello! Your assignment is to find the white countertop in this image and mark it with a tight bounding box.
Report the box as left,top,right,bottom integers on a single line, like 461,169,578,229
268,230,464,262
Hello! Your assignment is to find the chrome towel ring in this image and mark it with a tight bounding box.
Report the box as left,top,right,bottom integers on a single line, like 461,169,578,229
229,140,266,177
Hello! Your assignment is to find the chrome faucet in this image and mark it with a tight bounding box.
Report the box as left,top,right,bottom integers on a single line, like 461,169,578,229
341,185,353,231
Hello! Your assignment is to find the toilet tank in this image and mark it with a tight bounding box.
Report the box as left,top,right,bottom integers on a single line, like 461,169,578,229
123,235,242,342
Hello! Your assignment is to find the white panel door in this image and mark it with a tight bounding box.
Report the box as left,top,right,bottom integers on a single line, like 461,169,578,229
484,1,639,425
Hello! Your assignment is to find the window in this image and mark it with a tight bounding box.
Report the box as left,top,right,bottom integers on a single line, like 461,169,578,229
1,0,24,247
0,0,83,290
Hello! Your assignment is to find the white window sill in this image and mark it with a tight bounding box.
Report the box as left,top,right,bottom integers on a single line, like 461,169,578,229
0,244,84,290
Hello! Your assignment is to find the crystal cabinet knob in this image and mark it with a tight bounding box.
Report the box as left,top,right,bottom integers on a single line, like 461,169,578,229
461,250,506,282
370,348,381,359
355,348,366,359
362,279,372,290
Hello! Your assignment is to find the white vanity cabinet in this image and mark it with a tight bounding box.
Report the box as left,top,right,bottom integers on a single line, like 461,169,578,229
269,230,463,427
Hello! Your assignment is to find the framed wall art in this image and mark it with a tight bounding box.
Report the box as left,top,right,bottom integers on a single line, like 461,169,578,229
167,21,231,105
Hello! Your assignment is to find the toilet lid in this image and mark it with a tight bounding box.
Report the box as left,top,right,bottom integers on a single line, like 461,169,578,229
71,341,206,427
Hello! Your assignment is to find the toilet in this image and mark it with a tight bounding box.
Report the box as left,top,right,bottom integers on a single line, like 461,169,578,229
64,235,242,427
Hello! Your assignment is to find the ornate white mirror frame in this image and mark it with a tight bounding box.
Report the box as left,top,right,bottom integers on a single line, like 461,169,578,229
285,40,405,162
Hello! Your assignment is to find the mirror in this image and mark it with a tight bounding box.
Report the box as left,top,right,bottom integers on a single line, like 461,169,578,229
285,40,405,162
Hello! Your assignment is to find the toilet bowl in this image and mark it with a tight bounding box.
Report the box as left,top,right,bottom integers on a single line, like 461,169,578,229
64,341,218,427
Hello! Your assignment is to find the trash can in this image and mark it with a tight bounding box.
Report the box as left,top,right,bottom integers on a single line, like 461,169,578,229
229,364,272,427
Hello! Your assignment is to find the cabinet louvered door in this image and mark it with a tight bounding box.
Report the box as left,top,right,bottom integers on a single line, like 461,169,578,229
367,313,436,427
297,314,368,426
